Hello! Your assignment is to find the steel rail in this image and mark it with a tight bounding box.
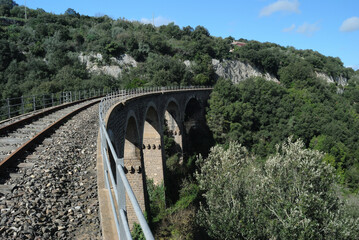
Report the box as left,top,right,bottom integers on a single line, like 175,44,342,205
0,96,103,135
0,98,101,169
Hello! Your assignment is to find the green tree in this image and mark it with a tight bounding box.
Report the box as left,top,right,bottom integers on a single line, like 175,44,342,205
0,0,17,16
0,39,12,71
278,60,314,87
104,41,125,57
196,139,359,240
64,8,79,17
159,22,182,39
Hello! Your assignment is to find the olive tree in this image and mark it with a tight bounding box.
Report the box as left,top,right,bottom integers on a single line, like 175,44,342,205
196,138,359,240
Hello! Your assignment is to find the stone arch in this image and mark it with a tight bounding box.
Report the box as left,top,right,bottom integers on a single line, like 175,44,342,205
162,99,185,204
142,103,163,186
124,114,141,171
102,89,213,230
184,95,202,114
124,114,146,226
164,97,181,119
142,102,161,133
164,98,182,143
163,99,183,156
183,96,212,160
184,97,203,134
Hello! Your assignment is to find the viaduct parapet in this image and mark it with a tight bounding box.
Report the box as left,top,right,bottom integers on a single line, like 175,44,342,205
102,88,212,229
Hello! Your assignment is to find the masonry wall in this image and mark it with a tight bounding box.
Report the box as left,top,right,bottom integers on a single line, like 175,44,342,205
104,89,211,229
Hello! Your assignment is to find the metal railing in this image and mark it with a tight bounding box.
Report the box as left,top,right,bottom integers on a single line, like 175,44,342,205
0,88,116,121
99,86,211,239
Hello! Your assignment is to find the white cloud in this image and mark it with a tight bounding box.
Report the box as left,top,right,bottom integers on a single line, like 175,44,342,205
283,24,296,32
260,0,300,17
282,22,320,36
340,16,359,32
296,22,320,36
140,16,172,27
349,65,359,71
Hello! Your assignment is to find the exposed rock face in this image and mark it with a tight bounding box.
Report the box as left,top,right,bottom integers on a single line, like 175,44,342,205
212,59,279,83
79,53,137,78
315,72,348,87
184,60,191,68
211,59,348,87
78,53,348,88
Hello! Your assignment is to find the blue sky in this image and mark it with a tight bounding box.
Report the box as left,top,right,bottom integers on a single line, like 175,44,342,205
23,0,359,70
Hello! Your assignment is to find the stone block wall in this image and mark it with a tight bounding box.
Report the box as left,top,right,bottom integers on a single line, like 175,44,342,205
104,89,212,228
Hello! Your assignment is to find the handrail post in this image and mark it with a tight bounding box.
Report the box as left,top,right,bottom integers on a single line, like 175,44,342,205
33,96,36,111
6,98,10,118
42,94,45,108
21,96,24,114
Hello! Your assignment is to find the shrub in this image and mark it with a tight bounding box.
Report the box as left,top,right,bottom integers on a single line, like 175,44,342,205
196,138,359,239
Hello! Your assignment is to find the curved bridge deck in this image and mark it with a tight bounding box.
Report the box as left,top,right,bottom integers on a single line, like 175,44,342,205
98,87,212,239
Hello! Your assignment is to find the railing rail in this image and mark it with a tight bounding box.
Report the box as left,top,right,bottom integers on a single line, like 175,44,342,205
0,88,116,121
99,86,211,239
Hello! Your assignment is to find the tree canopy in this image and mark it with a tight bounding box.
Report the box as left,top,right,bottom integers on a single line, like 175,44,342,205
196,139,359,239
0,1,355,100
207,76,359,190
1,2,359,239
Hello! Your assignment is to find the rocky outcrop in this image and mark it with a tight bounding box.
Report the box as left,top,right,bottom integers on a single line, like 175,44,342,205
315,72,348,87
211,59,348,87
78,53,348,88
212,59,279,83
79,53,137,78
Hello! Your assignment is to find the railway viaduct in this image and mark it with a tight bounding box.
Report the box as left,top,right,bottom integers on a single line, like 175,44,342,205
98,87,212,237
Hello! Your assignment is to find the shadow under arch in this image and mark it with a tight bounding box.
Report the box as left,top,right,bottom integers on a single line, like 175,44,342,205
142,105,164,186
183,97,214,161
124,115,146,227
164,100,183,149
163,99,185,204
124,116,141,172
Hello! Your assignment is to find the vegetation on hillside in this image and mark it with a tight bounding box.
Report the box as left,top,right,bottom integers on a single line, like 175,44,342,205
232,40,354,80
2,0,359,239
1,0,356,99
0,0,233,99
207,76,359,190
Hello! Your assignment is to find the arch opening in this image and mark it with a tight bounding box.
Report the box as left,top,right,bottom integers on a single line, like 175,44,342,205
142,106,163,186
124,117,141,172
183,98,213,162
164,101,182,150
124,116,146,227
163,101,184,204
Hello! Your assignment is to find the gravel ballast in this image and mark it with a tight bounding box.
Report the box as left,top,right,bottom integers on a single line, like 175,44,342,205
0,104,102,239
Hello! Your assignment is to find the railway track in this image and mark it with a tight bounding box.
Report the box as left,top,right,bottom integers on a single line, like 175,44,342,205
0,103,101,239
0,97,101,183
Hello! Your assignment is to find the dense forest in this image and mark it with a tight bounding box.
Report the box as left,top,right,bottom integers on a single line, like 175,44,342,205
2,0,359,239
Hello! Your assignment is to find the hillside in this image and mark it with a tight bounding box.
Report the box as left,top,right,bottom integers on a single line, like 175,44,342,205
2,1,359,239
1,0,358,100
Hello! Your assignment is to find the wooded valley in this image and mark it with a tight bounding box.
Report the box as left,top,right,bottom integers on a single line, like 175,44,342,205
1,0,359,239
